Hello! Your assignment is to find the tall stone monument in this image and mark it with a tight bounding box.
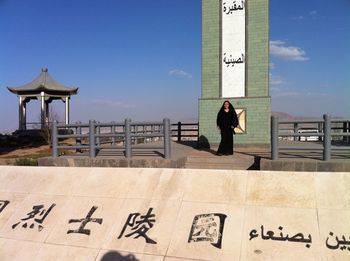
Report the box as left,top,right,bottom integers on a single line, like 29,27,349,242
199,0,270,147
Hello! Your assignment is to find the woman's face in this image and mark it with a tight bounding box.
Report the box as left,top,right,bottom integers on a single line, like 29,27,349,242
224,102,229,109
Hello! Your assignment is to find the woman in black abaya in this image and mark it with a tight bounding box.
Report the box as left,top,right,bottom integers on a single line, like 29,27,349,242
216,100,239,156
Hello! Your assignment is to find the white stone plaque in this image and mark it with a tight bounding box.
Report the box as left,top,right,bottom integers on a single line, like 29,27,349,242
222,0,246,98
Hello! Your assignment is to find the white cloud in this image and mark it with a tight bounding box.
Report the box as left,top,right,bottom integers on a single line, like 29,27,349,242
269,78,328,98
270,40,309,61
269,74,286,86
273,91,327,98
309,10,317,16
89,99,136,109
292,15,304,20
168,69,192,78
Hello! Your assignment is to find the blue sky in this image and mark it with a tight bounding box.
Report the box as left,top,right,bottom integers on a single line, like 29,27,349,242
0,0,349,133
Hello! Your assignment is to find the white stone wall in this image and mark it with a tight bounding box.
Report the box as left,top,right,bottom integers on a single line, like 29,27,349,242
0,166,349,260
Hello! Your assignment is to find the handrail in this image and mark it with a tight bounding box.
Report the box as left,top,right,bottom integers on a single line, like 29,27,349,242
52,118,172,159
171,122,199,141
271,114,350,161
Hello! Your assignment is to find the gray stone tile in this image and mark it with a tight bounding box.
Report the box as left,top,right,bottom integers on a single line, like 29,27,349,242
303,162,317,172
270,161,283,171
317,162,344,172
282,162,296,171
295,162,304,171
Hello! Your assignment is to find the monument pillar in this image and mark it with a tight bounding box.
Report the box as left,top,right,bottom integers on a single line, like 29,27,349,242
199,0,271,147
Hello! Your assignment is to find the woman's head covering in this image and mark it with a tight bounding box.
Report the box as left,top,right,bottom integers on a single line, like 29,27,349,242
220,100,234,111
217,100,239,128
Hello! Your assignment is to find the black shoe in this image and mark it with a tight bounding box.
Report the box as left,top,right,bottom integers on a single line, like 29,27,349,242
216,153,223,156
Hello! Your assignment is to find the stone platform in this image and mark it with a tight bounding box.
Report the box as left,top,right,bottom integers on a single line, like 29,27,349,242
38,141,350,172
0,166,350,260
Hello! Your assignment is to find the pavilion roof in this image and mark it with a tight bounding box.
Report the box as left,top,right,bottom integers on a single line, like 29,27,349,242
7,68,78,95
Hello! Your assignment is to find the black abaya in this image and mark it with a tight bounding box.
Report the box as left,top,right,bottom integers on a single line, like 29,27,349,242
216,102,238,155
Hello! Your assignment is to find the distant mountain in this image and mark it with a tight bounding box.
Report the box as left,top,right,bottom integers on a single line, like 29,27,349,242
272,112,326,121
272,112,295,121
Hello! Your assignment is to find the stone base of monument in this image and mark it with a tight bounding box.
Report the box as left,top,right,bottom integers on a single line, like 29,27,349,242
0,166,349,260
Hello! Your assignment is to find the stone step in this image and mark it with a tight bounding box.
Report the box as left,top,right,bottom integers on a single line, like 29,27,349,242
184,162,251,170
184,154,257,170
185,156,252,164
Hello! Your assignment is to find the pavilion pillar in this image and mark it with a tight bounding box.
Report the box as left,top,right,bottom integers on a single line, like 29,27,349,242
40,91,46,129
22,101,27,130
45,101,50,124
8,69,78,131
65,96,70,125
18,96,23,130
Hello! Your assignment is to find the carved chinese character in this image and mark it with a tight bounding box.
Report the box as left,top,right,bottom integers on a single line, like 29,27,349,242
188,213,227,249
67,206,103,235
12,203,56,232
0,200,10,214
118,207,157,244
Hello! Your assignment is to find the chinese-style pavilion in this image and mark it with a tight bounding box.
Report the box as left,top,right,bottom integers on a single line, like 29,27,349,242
7,68,78,130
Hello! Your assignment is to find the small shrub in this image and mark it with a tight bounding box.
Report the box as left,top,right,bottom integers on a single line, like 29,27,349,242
15,158,38,166
137,137,145,144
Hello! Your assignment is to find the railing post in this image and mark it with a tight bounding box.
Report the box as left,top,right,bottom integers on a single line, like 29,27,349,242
294,123,298,141
89,120,96,157
177,121,181,142
323,114,331,161
96,121,100,147
343,122,348,143
271,116,279,160
318,122,323,141
52,121,58,157
76,121,82,153
197,122,199,140
164,118,171,159
125,118,131,158
151,124,155,142
111,121,116,146
130,124,134,145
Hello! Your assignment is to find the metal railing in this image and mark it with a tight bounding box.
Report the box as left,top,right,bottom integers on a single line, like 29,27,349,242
171,122,199,141
271,114,350,161
52,118,172,159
